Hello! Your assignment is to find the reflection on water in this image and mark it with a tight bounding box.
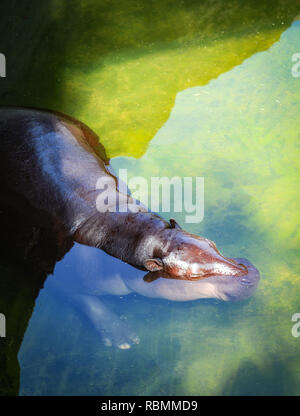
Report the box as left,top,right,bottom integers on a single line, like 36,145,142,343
13,19,300,395
30,243,259,350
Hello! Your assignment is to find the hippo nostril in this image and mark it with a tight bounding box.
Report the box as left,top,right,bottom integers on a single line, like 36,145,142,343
241,278,253,286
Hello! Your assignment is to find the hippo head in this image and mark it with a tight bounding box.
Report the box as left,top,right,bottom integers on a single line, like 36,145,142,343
143,257,260,302
142,219,260,301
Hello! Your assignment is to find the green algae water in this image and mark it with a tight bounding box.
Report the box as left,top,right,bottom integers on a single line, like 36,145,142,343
1,1,299,158
15,18,300,395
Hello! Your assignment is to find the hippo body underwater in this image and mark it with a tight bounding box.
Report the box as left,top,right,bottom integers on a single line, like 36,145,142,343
49,242,259,348
0,107,260,348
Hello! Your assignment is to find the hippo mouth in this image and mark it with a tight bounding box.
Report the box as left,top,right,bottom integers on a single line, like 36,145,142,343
143,258,251,282
160,257,249,282
143,257,260,301
229,258,260,287
191,258,259,284
189,259,248,280
210,257,260,301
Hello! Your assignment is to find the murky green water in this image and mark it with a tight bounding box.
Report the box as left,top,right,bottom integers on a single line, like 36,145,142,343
15,18,300,395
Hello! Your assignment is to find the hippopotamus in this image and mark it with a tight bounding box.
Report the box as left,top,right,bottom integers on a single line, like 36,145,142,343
0,107,260,347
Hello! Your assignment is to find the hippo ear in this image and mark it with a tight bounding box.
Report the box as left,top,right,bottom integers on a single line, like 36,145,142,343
169,218,181,229
144,258,163,272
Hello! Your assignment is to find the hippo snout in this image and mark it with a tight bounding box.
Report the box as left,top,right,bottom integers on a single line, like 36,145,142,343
211,256,249,278
215,258,260,301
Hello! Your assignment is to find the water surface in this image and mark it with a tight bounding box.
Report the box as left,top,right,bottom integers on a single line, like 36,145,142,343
17,19,300,395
